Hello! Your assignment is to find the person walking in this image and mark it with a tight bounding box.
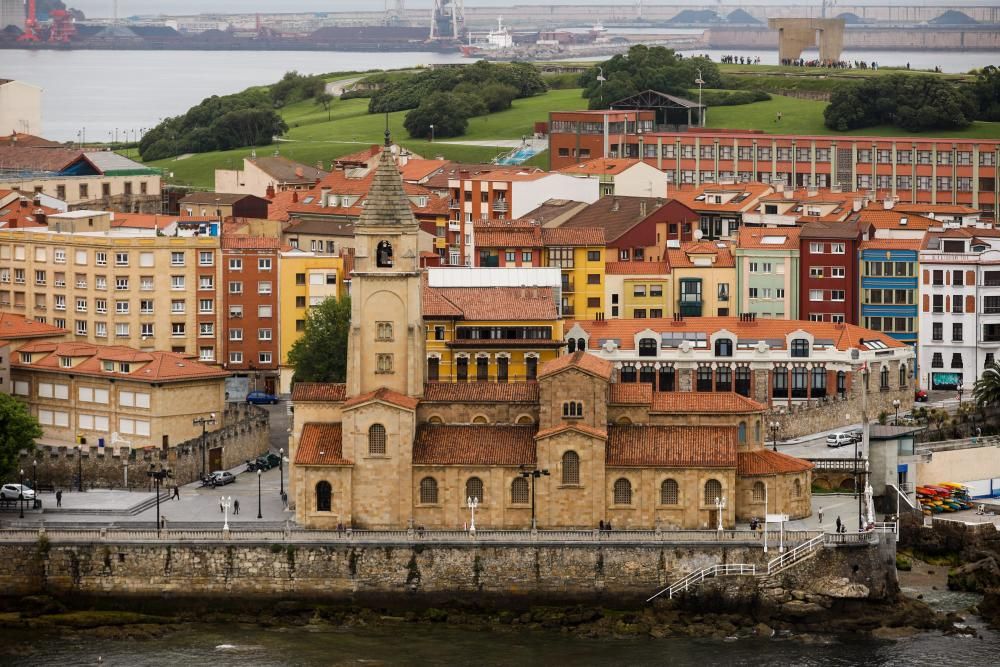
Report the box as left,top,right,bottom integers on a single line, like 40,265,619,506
836,516,842,533
172,485,180,500
818,506,823,525
55,490,62,507
234,498,240,515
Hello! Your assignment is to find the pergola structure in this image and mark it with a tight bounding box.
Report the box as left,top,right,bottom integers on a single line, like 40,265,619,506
610,90,706,130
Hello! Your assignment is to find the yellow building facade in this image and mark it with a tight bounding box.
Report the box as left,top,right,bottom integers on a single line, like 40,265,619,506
277,250,347,393
666,243,737,318
542,230,606,320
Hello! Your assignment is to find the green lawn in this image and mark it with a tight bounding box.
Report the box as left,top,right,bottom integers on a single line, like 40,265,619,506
707,94,1000,139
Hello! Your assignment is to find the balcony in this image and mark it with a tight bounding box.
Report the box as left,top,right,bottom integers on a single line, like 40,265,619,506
448,221,461,232
449,199,460,210
493,200,508,213
561,279,575,294
562,305,575,317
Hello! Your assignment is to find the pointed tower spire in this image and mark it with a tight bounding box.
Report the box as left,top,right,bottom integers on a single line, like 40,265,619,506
357,138,417,228
384,112,392,147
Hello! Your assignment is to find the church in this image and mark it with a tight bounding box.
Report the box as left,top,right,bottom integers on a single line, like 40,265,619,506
287,135,814,531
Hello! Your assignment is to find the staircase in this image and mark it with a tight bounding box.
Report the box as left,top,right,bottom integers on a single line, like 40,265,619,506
646,534,826,602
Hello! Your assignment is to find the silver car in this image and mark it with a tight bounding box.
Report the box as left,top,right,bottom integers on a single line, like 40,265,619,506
0,483,35,500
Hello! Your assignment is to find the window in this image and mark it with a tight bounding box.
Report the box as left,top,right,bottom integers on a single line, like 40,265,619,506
751,481,766,502
257,328,272,341
115,252,129,267
199,299,213,314
119,418,150,436
171,275,185,290
115,323,130,338
638,338,658,357
932,294,944,313
633,285,646,297
704,479,722,505
170,252,185,267
228,258,243,271
315,481,332,512
229,352,243,364
172,323,185,336
951,353,964,369
119,390,150,408
953,323,963,342
140,323,154,338
526,355,538,380
140,276,153,291
115,300,129,314
140,299,154,314
697,365,713,392
715,338,733,357
199,251,214,266
199,276,214,290
229,329,243,341
376,321,393,341
368,424,386,456
258,281,272,295
562,401,583,418
791,339,810,357
419,477,438,504
200,323,214,337
377,353,393,374
953,297,964,314
76,297,87,312
562,451,580,485
613,478,632,505
511,477,529,504
466,477,484,503
199,347,214,361
932,353,943,368
660,479,679,505
809,242,824,254
258,352,272,364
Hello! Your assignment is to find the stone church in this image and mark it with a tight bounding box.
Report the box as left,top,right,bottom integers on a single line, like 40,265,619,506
288,137,813,531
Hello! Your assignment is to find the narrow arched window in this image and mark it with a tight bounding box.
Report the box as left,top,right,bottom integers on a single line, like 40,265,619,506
511,477,529,504
880,366,890,390
613,478,632,505
567,338,576,353
419,477,438,504
899,365,907,388
638,338,658,357
466,477,484,503
472,415,488,424
752,481,765,502
794,478,802,498
368,423,386,456
428,415,444,424
704,479,722,505
660,479,679,505
577,338,586,351
755,420,761,443
738,421,747,444
315,481,332,512
715,338,733,357
562,451,580,485
516,414,534,425
376,240,393,268
791,339,810,358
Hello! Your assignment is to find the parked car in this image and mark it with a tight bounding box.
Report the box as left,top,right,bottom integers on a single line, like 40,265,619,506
246,391,279,405
209,471,236,486
826,432,854,448
0,483,35,500
915,390,928,402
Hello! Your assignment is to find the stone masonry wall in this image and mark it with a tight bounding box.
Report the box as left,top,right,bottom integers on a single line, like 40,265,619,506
0,538,895,608
18,404,270,490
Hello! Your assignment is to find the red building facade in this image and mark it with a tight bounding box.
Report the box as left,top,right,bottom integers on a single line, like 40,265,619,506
798,221,862,325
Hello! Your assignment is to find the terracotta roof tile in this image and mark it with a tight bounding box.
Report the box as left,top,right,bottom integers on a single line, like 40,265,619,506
666,242,735,269
12,342,228,382
342,386,419,411
759,188,855,204
535,422,608,441
413,424,537,465
798,220,863,240
608,383,653,405
737,226,801,250
538,351,614,381
250,156,327,184
572,316,906,351
560,196,668,243
858,239,924,251
671,183,772,213
221,235,283,250
0,312,66,340
895,203,980,215
605,261,671,275
607,425,737,467
474,225,542,248
291,383,347,402
556,158,642,176
295,423,352,466
423,285,558,321
650,391,766,414
737,449,813,475
541,227,605,246
422,382,539,403
856,209,934,231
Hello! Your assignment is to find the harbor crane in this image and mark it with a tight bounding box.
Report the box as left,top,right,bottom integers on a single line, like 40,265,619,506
429,0,464,41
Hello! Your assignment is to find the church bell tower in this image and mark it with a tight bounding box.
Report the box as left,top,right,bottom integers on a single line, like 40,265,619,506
345,130,426,398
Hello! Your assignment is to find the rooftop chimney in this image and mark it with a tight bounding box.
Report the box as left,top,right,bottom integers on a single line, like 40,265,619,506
852,198,863,212
320,187,332,207
265,184,276,200
883,197,894,210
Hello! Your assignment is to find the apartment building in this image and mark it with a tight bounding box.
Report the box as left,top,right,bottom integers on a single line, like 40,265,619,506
741,187,857,228
556,158,669,198
671,183,773,240
734,227,800,320
179,192,269,220
10,340,227,450
665,242,736,318
604,260,672,320
276,249,348,393
558,196,698,260
0,211,222,362
221,236,282,395
918,228,1000,391
799,221,863,324
547,111,1000,216
214,155,328,198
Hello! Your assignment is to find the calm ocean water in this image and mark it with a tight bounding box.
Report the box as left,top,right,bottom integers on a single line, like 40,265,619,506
1,48,997,142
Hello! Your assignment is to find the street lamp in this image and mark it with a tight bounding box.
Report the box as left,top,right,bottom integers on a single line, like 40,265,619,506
146,464,172,535
257,468,263,519
715,495,726,531
892,398,901,425
429,124,435,143
279,447,285,499
519,467,550,530
695,68,705,128
76,444,83,492
221,495,232,531
32,459,37,494
467,495,479,534
596,66,606,89
193,413,217,480
957,382,964,404
769,420,781,452
18,468,24,519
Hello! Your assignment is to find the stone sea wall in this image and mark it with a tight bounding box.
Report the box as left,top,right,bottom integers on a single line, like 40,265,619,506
0,537,896,608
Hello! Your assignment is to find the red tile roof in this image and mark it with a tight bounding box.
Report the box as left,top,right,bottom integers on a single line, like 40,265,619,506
295,423,352,466
605,261,671,275
737,449,813,475
737,226,802,250
856,209,934,231
13,342,228,382
573,316,906,351
671,183,772,213
342,386,420,411
538,351,614,381
221,235,283,250
474,225,542,248
423,285,558,321
666,242,735,269
291,383,347,402
535,422,608,441
895,203,980,215
650,392,766,414
556,158,642,176
858,239,924,251
0,312,66,340
422,382,539,403
541,227,606,246
609,383,653,405
413,424,537,465
607,425,737,467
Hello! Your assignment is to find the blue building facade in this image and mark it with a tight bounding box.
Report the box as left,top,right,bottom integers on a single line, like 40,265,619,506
860,246,919,353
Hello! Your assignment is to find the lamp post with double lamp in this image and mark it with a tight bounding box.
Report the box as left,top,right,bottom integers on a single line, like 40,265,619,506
32,459,37,495
257,468,263,519
18,468,24,519
695,68,705,127
467,496,479,534
221,495,232,531
958,382,964,405
715,495,726,531
429,124,434,143
768,420,781,452
193,413,217,480
892,398,901,425
520,467,549,530
76,444,83,492
279,447,285,498
146,464,172,535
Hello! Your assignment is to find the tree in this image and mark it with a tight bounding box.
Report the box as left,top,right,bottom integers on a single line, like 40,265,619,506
403,93,470,139
580,46,722,109
288,296,351,384
0,394,42,481
970,65,1000,122
316,92,335,121
824,74,976,132
973,364,1000,407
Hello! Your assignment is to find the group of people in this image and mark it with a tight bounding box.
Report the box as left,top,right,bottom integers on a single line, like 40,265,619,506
718,55,762,65
779,58,880,70
598,520,614,531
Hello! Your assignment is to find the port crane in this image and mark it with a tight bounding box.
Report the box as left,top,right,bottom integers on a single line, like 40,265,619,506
16,0,76,43
429,0,464,41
